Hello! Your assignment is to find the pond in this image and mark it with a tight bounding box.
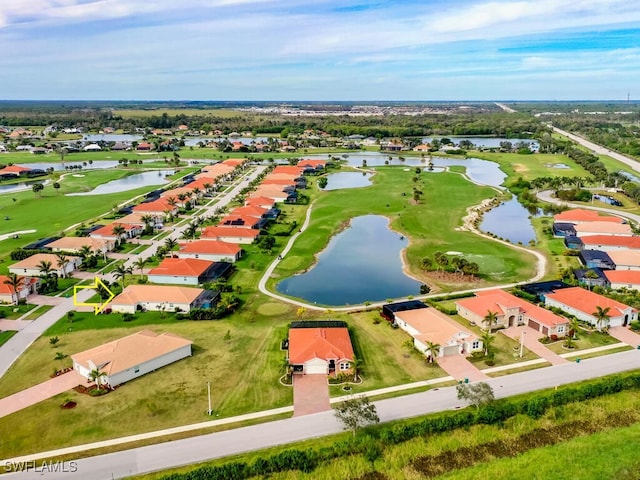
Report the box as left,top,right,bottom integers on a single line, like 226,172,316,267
67,170,174,196
479,197,540,245
323,171,373,190
276,215,422,306
0,179,46,193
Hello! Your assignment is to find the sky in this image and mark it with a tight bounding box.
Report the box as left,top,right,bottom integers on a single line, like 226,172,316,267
1,0,639,101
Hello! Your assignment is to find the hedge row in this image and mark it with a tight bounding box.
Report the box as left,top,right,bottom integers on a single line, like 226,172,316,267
160,372,640,480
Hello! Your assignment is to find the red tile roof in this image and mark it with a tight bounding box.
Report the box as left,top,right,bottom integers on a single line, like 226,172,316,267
179,239,241,255
273,166,304,175
200,226,260,240
222,159,245,166
132,198,174,213
218,214,260,228
0,275,36,295
603,270,640,285
581,236,640,249
0,165,31,174
298,159,327,168
288,327,354,364
554,209,624,224
246,196,276,207
457,289,568,327
574,222,633,236
148,258,215,277
261,178,295,186
546,286,635,316
91,223,139,237
229,206,268,218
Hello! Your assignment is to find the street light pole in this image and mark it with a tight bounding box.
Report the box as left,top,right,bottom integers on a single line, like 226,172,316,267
207,381,212,416
519,331,526,358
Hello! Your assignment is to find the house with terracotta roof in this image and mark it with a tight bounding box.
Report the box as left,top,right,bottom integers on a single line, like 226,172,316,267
89,223,144,242
554,209,624,225
545,286,637,328
148,258,224,285
394,307,482,358
177,240,242,262
573,222,633,237
581,235,640,252
297,159,327,171
110,285,217,314
136,142,153,151
246,196,276,209
200,226,260,244
46,236,114,255
0,165,32,177
222,158,245,167
288,326,354,375
71,330,192,388
0,275,39,304
272,166,304,176
253,185,289,202
608,250,640,271
230,205,268,218
114,213,148,226
218,214,262,229
9,253,82,277
603,270,640,290
456,289,570,337
132,198,178,216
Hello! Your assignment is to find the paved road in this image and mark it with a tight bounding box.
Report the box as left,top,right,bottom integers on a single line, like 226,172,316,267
4,348,640,479
537,190,640,224
551,126,640,173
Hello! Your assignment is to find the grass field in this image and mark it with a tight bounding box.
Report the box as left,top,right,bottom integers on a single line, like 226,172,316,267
271,167,535,293
0,330,16,347
473,151,590,182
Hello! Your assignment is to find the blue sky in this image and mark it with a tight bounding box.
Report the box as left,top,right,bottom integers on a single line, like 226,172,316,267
1,0,639,101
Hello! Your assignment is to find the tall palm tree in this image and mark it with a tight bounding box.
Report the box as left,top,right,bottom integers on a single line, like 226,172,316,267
111,224,126,244
3,273,24,305
203,182,212,194
166,196,178,209
89,368,107,388
164,237,178,251
482,310,499,331
134,257,147,276
78,244,93,259
38,260,54,277
424,342,440,363
55,252,69,278
113,264,132,289
480,332,495,357
569,317,580,339
592,306,611,332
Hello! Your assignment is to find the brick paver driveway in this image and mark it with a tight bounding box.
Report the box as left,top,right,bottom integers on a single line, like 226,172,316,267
0,319,31,331
292,374,330,417
609,327,640,347
501,326,569,365
0,370,84,418
27,295,65,306
436,355,488,382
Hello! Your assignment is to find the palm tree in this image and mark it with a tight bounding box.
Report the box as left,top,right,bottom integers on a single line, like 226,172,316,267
3,273,24,305
569,317,580,339
177,193,187,207
350,356,361,381
203,182,212,194
111,224,126,244
55,252,69,279
134,257,147,275
433,252,449,273
424,342,440,363
592,306,611,332
164,237,178,251
88,368,107,389
166,196,178,209
113,264,132,288
482,310,499,331
38,260,54,277
140,215,154,233
78,244,93,259
480,332,495,357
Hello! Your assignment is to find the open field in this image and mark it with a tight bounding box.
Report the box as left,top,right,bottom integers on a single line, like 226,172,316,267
473,151,590,182
271,166,535,294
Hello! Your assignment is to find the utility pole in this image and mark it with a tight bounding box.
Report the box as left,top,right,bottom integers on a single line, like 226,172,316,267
519,331,526,359
207,381,212,415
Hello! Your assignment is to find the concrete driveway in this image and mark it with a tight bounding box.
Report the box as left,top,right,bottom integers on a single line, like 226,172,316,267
0,319,31,331
609,327,640,348
27,295,65,306
436,355,488,382
501,326,569,365
292,374,330,417
0,370,83,419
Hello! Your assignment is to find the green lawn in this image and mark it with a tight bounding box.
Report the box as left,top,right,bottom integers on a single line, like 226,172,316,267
473,151,590,182
544,329,621,354
0,330,16,347
271,167,535,294
0,303,38,319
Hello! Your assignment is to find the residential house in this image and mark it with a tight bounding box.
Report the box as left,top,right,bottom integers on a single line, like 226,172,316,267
132,198,178,217
9,253,81,277
578,250,615,270
381,300,428,322
114,213,148,227
136,142,153,151
89,223,144,242
177,240,242,262
456,289,570,337
46,237,114,255
109,285,218,314
581,235,640,252
608,250,640,271
394,307,482,359
573,222,633,237
0,275,39,304
288,325,354,375
245,196,276,210
253,185,289,202
603,270,640,290
0,165,31,177
545,286,637,328
230,205,268,219
83,143,102,151
148,258,224,286
71,330,193,388
553,209,624,225
218,214,262,229
574,268,608,289
200,226,260,244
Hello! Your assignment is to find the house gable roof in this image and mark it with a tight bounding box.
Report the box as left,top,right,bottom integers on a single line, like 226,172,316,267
71,330,192,378
546,286,635,316
607,249,640,267
581,235,640,249
200,226,260,239
604,270,640,285
288,327,354,364
554,209,624,224
112,285,205,306
574,222,633,236
45,237,109,252
178,239,241,255
10,253,80,270
395,307,478,345
148,258,215,277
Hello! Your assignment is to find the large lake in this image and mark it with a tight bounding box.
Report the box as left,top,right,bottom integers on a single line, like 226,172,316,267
276,215,422,306
323,171,373,190
67,170,174,196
